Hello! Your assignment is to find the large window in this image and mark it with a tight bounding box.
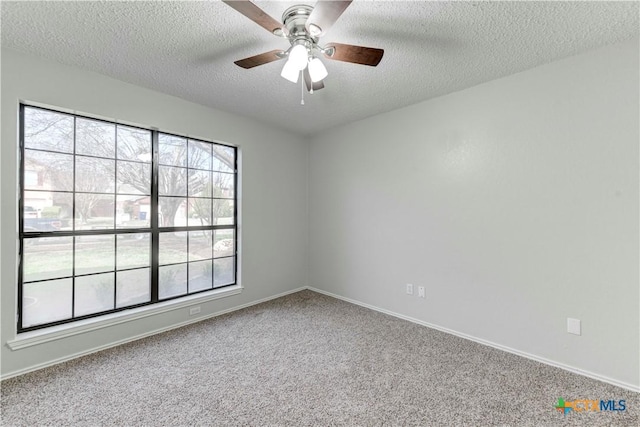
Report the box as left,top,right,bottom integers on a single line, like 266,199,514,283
18,105,237,332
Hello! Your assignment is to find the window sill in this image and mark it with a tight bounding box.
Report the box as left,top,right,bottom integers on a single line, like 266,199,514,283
7,285,243,350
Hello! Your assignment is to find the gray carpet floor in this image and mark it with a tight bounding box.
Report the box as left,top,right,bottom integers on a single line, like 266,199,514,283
1,290,638,426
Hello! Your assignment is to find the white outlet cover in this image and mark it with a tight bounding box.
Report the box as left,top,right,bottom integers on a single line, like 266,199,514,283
406,284,413,295
567,318,581,335
418,286,425,298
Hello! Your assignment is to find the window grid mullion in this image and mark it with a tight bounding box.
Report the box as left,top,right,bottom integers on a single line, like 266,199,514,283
185,139,190,295
151,130,160,303
71,115,77,319
113,124,118,310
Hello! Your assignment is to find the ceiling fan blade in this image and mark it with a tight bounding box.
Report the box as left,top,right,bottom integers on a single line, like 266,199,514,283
234,50,286,69
223,0,287,36
303,68,325,92
306,1,352,37
323,43,384,66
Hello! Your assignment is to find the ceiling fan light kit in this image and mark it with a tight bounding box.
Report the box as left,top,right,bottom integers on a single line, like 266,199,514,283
308,57,328,82
223,0,384,103
287,43,310,71
281,57,300,83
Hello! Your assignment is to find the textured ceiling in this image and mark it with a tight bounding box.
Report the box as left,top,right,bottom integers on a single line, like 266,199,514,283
1,1,638,136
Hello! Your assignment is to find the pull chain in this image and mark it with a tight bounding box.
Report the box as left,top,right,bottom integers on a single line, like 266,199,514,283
300,70,305,105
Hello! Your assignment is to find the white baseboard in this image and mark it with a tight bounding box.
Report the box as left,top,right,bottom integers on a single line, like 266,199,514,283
307,286,640,393
1,286,307,381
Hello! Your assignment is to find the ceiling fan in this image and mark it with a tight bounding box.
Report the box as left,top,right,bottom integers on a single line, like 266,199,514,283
223,0,384,96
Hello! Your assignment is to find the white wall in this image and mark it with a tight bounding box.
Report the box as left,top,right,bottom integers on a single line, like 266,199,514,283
1,49,308,377
309,39,639,389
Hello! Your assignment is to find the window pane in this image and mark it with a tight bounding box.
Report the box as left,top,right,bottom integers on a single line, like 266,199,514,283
159,264,187,299
214,257,235,288
116,195,150,229
188,170,210,197
25,170,39,187
23,204,39,220
75,273,115,317
159,197,187,227
159,134,186,167
75,235,115,275
159,232,187,265
24,149,73,192
189,140,212,170
117,234,151,269
75,194,115,230
117,126,151,162
189,230,212,261
22,278,72,327
212,145,234,173
76,156,115,193
189,198,211,226
189,260,212,293
23,192,73,231
117,161,150,195
159,166,187,196
23,236,73,282
24,107,74,153
212,172,234,198
116,268,150,308
214,229,235,258
213,199,234,225
76,118,115,158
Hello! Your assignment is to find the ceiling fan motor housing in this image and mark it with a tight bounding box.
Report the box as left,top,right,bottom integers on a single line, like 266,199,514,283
281,5,320,50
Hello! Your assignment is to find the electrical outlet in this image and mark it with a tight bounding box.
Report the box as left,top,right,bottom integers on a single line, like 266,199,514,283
567,318,581,335
418,286,425,298
189,306,201,316
406,283,413,295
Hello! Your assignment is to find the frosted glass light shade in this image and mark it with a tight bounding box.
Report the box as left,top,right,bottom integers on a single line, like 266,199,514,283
281,59,299,83
288,44,308,70
308,57,328,83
